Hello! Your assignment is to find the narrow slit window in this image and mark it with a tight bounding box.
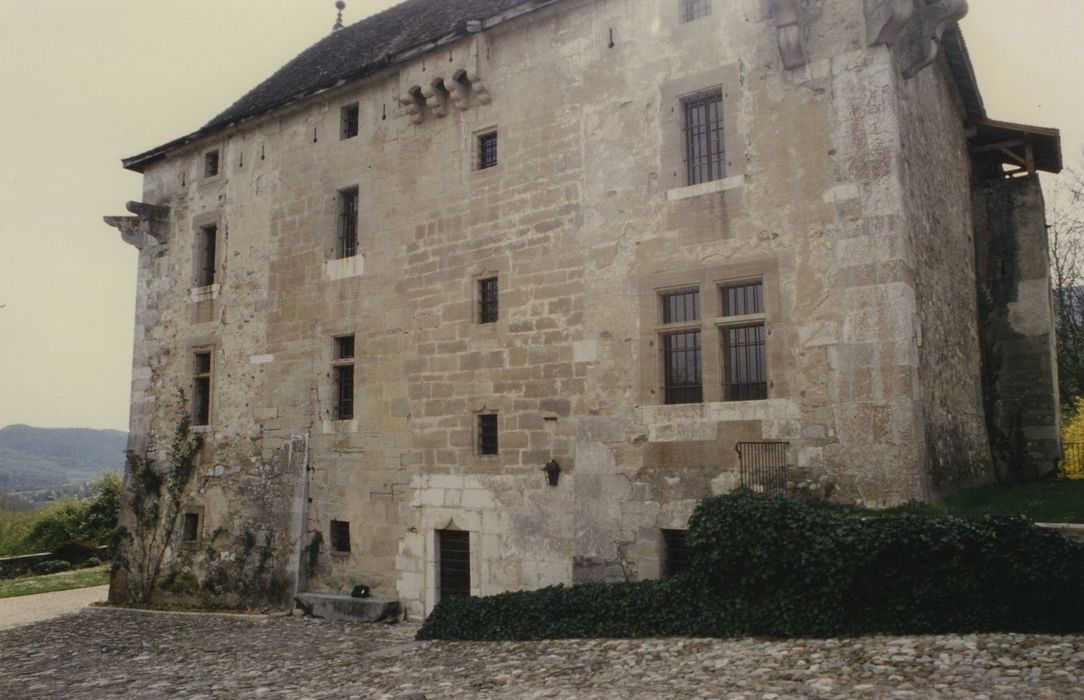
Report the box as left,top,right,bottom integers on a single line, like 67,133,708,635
478,414,498,455
478,131,498,170
333,335,355,420
340,103,359,140
193,352,212,426
330,520,351,553
196,224,217,287
479,277,499,324
682,90,725,185
337,187,359,259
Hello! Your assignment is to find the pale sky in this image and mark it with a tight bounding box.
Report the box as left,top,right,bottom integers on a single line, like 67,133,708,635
0,0,1081,432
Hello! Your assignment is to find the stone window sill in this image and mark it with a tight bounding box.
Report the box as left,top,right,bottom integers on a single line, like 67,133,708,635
190,283,220,302
325,255,365,281
666,174,744,201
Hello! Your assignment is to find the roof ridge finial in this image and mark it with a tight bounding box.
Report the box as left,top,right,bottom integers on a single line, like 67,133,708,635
333,1,346,32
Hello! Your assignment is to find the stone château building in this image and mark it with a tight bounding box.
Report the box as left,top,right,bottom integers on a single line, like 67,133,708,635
105,0,1062,616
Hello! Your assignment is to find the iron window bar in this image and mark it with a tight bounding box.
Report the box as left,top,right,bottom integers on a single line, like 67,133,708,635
479,277,499,323
337,188,359,259
722,324,767,401
682,90,725,185
736,441,788,496
664,331,703,404
478,414,499,455
680,0,712,23
478,131,498,170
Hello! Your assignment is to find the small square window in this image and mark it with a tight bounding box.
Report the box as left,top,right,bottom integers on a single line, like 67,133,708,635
340,103,359,140
330,520,351,553
478,277,499,324
478,131,498,170
680,0,712,23
478,414,498,455
662,289,700,324
193,352,212,426
722,281,764,316
182,512,200,543
334,334,355,360
204,150,219,178
337,187,359,259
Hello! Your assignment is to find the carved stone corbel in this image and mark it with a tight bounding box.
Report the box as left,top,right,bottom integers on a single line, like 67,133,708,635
897,0,968,79
446,75,470,111
865,0,914,46
103,201,169,250
465,70,492,104
421,82,448,118
400,87,425,124
771,0,807,70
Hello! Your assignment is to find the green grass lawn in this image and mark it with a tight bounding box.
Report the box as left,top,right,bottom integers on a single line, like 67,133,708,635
0,565,109,599
895,480,1084,523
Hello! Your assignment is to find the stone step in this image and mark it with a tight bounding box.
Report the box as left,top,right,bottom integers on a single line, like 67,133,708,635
296,592,399,623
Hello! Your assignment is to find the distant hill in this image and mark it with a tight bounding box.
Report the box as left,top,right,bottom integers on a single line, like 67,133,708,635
0,425,127,494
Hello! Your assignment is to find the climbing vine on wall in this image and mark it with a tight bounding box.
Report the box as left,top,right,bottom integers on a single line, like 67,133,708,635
112,413,203,603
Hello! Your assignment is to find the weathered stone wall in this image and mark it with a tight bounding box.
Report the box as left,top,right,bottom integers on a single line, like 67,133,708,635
973,175,1060,479
115,0,1007,614
893,47,994,497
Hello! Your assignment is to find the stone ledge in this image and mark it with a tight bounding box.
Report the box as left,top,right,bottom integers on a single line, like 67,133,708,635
296,592,399,623
665,175,744,201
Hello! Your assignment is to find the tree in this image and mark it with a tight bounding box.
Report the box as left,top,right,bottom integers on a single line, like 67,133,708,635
1050,165,1084,413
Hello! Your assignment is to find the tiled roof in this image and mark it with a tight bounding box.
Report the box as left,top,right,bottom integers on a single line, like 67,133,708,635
122,0,552,171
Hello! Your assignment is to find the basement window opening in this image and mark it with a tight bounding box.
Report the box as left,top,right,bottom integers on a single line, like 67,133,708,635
661,528,690,577
330,520,351,553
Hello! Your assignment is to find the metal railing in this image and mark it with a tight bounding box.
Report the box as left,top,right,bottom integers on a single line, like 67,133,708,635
736,441,789,496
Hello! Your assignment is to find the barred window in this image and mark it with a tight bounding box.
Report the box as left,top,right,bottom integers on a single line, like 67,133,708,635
333,335,355,420
478,414,498,455
193,352,212,426
720,281,767,401
662,529,690,577
478,131,498,170
479,277,499,324
680,0,711,23
196,224,218,287
336,187,359,259
340,103,359,140
682,90,725,185
660,290,702,404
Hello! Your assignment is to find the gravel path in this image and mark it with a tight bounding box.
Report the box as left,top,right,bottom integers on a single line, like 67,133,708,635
0,608,1081,699
0,584,108,631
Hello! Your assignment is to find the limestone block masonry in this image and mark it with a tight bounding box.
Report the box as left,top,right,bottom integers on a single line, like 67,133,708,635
105,0,1061,616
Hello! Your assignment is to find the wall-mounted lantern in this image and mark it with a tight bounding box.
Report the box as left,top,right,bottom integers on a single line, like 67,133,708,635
543,459,562,487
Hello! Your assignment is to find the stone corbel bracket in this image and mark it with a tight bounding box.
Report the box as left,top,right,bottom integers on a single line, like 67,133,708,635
400,87,425,124
865,0,914,46
422,80,449,118
103,201,169,250
770,0,810,70
465,70,492,104
897,0,968,79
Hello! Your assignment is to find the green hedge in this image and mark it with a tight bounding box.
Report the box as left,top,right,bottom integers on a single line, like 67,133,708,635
416,491,1084,641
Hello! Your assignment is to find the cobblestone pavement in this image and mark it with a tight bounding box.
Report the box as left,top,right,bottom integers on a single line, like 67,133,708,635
0,608,1082,699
